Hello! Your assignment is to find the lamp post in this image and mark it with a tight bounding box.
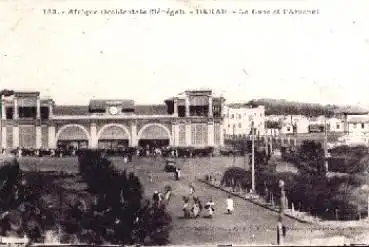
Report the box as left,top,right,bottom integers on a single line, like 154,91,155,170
277,179,286,245
233,124,236,166
251,120,255,193
365,170,369,220
324,116,329,173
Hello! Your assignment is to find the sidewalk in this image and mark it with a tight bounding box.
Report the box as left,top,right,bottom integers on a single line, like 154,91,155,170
199,179,317,224
290,235,350,246
199,179,369,229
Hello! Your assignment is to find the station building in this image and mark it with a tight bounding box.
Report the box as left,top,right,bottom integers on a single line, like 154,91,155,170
0,89,225,150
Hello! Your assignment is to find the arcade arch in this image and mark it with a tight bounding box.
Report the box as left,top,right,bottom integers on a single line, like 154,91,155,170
137,123,172,148
55,124,91,149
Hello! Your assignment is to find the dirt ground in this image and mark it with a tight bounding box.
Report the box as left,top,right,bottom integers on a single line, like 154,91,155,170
18,155,365,245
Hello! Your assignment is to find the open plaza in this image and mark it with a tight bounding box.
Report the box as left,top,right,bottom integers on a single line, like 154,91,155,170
14,153,369,246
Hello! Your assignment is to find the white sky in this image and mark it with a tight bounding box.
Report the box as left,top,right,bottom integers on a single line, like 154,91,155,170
1,0,369,106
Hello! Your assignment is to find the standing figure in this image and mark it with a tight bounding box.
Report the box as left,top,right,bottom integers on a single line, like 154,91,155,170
226,195,234,214
189,184,195,195
17,148,22,159
152,191,160,206
123,155,128,164
175,168,181,181
204,198,215,218
192,202,200,218
192,197,202,218
182,197,191,219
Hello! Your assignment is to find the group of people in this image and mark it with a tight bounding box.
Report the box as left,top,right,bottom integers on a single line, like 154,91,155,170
181,185,234,219
152,188,172,207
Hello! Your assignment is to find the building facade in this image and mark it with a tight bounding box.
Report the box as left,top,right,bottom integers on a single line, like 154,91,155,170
279,123,294,135
327,117,344,132
346,115,369,136
223,105,265,136
0,90,225,150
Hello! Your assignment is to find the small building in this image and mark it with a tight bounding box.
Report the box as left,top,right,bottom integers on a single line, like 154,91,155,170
280,123,294,135
295,118,310,134
223,105,265,136
335,105,369,134
327,117,344,132
346,115,369,136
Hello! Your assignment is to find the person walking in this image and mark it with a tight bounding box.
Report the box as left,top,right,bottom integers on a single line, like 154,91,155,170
189,184,195,195
182,196,191,219
226,195,234,214
192,202,200,218
175,168,181,181
192,197,202,218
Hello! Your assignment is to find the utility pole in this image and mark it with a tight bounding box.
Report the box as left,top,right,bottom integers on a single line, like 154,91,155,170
324,115,329,173
366,172,369,220
233,124,236,166
277,179,286,245
251,121,255,193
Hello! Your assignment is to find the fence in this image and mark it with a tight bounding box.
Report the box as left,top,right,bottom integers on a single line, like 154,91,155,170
224,135,298,154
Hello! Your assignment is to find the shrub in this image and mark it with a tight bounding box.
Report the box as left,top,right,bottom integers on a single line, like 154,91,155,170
328,146,369,174
0,155,20,211
137,203,172,245
220,151,369,221
221,167,251,191
284,140,326,176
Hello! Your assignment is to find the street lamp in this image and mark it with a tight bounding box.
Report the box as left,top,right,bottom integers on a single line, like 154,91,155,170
277,179,286,245
233,124,236,166
324,115,329,173
365,170,369,220
251,120,255,193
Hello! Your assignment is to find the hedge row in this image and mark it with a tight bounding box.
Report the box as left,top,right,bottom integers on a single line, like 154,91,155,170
220,166,369,220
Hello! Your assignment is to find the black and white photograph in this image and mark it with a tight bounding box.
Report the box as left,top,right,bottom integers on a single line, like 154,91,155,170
1,0,369,245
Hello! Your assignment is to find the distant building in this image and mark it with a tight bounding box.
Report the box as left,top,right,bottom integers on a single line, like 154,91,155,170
346,115,369,136
266,115,282,122
334,105,369,134
295,118,310,134
265,115,309,135
284,115,310,134
327,117,344,132
309,115,326,125
223,105,265,136
280,122,294,135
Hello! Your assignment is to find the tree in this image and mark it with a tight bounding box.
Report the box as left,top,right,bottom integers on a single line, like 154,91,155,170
295,140,326,176
74,150,172,245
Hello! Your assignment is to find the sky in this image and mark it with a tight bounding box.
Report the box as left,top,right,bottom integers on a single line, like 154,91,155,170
1,0,369,106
